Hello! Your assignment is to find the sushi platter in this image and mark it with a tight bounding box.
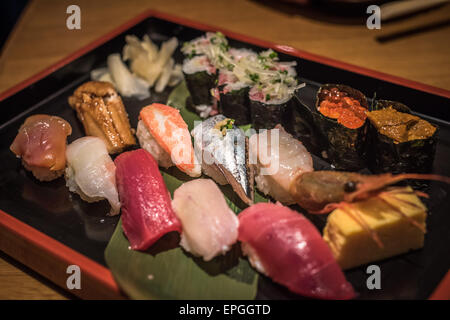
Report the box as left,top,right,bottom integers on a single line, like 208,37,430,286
0,10,449,300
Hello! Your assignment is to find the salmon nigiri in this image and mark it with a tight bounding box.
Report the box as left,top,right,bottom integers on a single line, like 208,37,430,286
238,202,355,300
136,103,201,177
115,149,181,250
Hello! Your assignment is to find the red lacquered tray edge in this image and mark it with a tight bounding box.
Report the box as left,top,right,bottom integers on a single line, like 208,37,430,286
0,9,448,300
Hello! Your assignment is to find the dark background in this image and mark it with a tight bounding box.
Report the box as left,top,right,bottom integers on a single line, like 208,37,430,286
0,1,28,51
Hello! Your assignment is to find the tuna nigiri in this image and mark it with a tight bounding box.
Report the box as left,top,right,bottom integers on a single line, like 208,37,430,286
172,179,239,261
115,149,181,250
238,202,355,300
136,103,201,177
65,137,120,215
191,115,254,205
249,124,313,204
10,114,72,181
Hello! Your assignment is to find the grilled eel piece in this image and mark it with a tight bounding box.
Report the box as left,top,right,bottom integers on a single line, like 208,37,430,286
68,81,136,154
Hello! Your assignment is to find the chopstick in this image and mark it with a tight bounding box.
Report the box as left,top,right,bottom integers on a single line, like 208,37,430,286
376,17,450,43
381,0,449,21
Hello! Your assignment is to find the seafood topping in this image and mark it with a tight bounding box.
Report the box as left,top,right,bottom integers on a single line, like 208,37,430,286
10,114,72,181
65,137,121,215
115,149,181,250
192,115,254,205
249,124,313,204
137,103,201,177
318,87,367,129
68,81,136,154
290,170,450,213
238,202,355,300
367,106,436,143
172,179,239,261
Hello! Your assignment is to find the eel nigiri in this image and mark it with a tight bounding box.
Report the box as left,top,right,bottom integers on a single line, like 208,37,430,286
10,114,72,181
115,149,181,250
136,103,201,177
172,179,239,261
238,202,355,300
191,115,254,205
249,124,313,204
68,81,136,154
65,137,120,215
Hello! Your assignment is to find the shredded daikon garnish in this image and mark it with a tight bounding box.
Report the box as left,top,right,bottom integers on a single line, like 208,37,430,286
182,32,304,102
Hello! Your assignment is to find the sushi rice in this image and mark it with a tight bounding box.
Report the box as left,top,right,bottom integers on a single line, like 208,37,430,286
182,32,305,122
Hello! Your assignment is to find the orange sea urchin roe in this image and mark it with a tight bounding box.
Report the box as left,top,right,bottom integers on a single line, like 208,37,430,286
318,87,367,129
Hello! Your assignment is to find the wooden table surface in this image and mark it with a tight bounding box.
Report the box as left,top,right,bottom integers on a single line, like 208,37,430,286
0,0,449,300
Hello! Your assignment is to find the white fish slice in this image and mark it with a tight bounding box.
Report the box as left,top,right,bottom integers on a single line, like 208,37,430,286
172,179,239,261
65,136,120,215
249,124,313,204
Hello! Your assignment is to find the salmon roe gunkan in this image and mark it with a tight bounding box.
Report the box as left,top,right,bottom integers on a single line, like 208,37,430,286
318,87,367,129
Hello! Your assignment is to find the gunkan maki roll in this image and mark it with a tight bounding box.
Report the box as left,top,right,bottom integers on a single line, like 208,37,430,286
181,32,230,117
181,32,306,127
217,69,251,125
313,84,369,170
182,55,218,116
367,100,438,174
248,56,304,130
215,48,260,124
249,86,297,131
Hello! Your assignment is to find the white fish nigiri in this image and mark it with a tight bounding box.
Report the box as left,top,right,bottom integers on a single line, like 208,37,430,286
65,136,120,215
171,179,239,261
249,124,313,204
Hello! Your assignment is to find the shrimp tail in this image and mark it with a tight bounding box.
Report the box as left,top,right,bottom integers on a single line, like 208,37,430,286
347,173,450,202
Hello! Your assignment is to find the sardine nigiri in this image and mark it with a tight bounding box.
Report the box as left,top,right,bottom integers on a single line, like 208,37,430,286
65,137,120,215
10,114,72,181
238,202,355,300
172,179,239,261
115,149,181,250
137,103,201,177
249,124,313,204
191,115,254,205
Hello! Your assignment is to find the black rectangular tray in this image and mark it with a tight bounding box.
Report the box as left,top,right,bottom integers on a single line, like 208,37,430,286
0,10,449,300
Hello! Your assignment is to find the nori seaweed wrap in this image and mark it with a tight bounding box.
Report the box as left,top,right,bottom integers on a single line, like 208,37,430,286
181,32,304,127
182,55,217,107
183,71,217,106
249,93,296,131
313,84,369,171
367,100,438,174
216,68,251,125
219,86,251,125
289,96,323,156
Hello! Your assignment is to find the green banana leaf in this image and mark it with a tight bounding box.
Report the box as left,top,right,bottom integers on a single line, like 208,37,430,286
105,81,267,299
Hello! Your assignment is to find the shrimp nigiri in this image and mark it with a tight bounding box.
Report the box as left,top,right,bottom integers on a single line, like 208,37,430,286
136,103,201,177
65,136,120,215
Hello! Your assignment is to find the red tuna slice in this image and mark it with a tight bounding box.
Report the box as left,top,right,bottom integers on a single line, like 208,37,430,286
238,202,355,300
115,149,181,250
